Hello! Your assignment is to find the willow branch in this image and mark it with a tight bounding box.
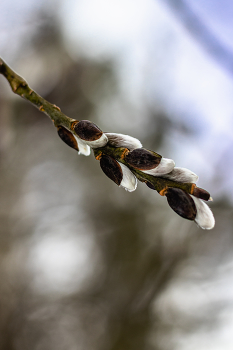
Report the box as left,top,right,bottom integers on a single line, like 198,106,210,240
0,57,74,129
94,146,194,195
0,57,198,196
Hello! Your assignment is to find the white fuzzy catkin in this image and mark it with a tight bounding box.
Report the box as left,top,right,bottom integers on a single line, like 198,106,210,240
83,133,108,148
162,167,199,183
105,133,142,151
142,158,175,176
191,195,215,230
117,161,137,192
74,136,91,156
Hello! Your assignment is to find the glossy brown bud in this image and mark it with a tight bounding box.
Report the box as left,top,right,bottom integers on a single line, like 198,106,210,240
100,155,123,186
57,126,79,151
192,186,211,201
165,188,197,220
74,120,103,141
125,148,162,170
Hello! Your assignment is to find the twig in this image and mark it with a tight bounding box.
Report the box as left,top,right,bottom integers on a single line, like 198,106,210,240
0,57,74,129
0,57,206,202
94,146,194,194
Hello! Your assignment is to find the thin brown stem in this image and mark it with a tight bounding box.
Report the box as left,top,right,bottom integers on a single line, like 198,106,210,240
0,56,196,197
0,57,74,129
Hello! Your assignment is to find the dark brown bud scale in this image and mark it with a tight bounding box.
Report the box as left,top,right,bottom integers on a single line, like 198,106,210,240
57,126,79,151
145,181,156,190
100,155,123,186
165,187,197,220
125,148,162,170
192,186,210,201
74,120,103,141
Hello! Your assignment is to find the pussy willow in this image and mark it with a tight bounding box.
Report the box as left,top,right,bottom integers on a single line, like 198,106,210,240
0,58,215,230
57,120,215,230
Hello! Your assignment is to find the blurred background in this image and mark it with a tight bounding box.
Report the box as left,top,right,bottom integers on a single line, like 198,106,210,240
0,0,233,349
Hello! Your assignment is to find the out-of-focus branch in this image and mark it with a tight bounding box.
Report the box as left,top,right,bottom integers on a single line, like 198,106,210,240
0,57,74,129
161,0,233,77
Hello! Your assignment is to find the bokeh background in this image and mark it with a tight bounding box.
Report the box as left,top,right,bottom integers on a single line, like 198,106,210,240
0,0,233,349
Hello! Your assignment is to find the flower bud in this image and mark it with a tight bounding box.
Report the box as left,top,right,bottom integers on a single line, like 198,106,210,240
192,186,210,201
124,148,175,175
100,155,123,186
74,120,102,141
73,120,108,148
57,126,79,151
125,148,162,170
165,187,197,220
99,155,137,191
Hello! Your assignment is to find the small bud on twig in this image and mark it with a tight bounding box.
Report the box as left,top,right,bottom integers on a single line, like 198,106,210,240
99,154,137,191
165,187,197,220
125,148,162,170
57,126,79,151
192,186,211,201
124,148,175,176
74,120,102,141
73,120,108,148
100,154,123,186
